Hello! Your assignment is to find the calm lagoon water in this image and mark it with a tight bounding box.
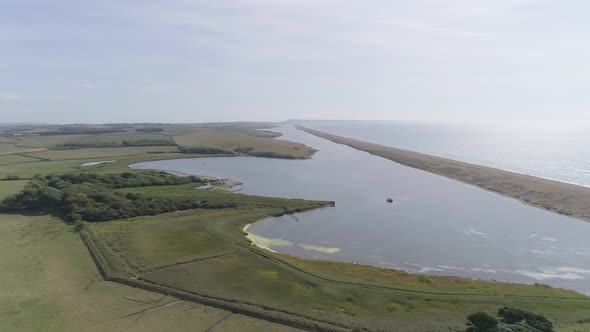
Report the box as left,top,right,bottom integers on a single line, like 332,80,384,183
131,126,590,294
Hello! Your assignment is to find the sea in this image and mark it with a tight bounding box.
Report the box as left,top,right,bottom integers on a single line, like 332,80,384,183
299,120,590,187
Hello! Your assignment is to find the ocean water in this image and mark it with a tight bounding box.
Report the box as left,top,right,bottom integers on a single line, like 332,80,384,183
132,126,590,294
300,121,590,187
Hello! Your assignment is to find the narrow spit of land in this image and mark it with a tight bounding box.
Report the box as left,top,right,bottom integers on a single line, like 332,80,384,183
298,125,590,223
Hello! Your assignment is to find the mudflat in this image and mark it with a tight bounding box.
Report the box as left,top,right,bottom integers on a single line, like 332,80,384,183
298,126,590,223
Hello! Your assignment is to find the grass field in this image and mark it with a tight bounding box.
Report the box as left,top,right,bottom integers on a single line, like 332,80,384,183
0,152,224,179
0,154,40,166
1,122,590,331
0,137,20,144
14,135,90,148
172,127,316,158
0,180,28,199
0,144,31,154
22,146,180,161
61,133,176,148
0,213,303,332
82,188,590,331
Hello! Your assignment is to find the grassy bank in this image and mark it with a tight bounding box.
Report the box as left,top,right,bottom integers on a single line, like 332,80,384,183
298,125,590,223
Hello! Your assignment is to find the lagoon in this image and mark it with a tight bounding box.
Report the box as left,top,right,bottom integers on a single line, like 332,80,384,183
131,126,590,294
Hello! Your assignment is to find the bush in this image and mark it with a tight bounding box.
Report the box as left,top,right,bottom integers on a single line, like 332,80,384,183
3,175,19,181
498,307,553,332
179,146,231,155
466,312,499,331
135,128,163,132
417,275,431,284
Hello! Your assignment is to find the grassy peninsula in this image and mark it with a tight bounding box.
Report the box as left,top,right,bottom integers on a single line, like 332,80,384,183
1,123,590,331
298,126,590,223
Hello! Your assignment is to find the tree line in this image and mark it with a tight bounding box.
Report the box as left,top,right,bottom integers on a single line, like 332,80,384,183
0,172,236,222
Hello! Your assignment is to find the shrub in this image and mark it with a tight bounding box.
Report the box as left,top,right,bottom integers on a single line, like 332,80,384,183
498,307,553,332
466,312,498,332
498,307,554,332
179,146,231,155
417,275,431,284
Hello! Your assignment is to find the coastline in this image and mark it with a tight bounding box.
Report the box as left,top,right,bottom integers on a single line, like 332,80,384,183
298,125,590,223
243,223,279,253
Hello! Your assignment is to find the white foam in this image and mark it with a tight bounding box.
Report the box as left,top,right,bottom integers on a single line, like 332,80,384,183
540,237,558,242
471,268,497,274
299,243,340,254
464,228,490,237
516,266,590,281
418,266,445,273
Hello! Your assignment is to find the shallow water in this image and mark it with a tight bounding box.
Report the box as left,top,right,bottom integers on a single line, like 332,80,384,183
131,126,590,294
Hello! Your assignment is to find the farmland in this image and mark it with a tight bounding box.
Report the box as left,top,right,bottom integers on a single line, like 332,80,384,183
59,133,176,148
1,123,590,331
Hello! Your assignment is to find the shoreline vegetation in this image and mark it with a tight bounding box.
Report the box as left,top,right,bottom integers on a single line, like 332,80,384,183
298,125,590,223
2,123,590,331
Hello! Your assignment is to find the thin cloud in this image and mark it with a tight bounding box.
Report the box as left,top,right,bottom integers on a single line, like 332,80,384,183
0,92,20,101
79,81,101,89
372,19,496,38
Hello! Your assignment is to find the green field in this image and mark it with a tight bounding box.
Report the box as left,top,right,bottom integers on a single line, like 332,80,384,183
0,213,303,332
14,134,89,148
60,133,176,148
173,127,316,158
83,185,590,331
1,122,590,332
0,180,28,199
0,154,39,166
0,137,20,144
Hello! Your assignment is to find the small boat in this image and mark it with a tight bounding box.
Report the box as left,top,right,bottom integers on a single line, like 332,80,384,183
386,198,393,203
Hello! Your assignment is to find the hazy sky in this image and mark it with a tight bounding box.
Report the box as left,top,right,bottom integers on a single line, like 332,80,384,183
1,1,589,124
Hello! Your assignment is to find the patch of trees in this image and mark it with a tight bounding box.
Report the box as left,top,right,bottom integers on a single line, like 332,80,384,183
245,151,302,159
466,307,554,332
0,172,235,222
60,139,175,149
135,128,163,132
64,190,234,222
120,139,175,147
179,146,231,155
41,128,126,135
59,136,176,149
46,171,202,189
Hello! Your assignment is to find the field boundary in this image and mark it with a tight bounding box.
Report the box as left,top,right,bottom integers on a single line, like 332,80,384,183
145,250,240,273
79,224,350,332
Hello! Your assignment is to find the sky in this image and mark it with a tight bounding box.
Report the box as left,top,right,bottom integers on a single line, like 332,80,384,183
0,0,589,125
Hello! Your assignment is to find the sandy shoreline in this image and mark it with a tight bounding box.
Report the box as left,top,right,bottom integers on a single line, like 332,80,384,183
242,223,279,253
298,125,590,223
